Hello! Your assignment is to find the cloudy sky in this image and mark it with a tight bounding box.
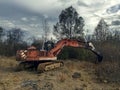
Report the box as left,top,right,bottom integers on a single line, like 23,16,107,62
0,0,120,37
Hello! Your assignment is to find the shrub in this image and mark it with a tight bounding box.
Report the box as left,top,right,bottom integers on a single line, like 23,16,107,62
95,61,120,83
58,46,96,62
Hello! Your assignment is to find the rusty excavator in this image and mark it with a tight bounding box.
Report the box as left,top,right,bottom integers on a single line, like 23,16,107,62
16,38,103,72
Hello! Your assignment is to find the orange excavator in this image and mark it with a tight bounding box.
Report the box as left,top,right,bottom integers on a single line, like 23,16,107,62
16,38,103,71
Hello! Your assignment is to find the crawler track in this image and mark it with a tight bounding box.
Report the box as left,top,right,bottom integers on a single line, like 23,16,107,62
37,61,64,72
16,60,64,72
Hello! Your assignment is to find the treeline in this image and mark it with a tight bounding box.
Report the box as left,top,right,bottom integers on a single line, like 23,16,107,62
91,19,120,62
0,27,28,56
0,27,46,56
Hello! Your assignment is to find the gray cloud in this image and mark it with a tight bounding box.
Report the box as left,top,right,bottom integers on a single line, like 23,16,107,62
77,1,89,7
0,0,120,37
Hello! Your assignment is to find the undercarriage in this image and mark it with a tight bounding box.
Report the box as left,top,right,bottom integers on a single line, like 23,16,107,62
16,60,64,72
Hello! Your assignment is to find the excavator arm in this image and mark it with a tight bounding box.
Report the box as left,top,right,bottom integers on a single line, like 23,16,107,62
48,39,103,62
85,42,103,62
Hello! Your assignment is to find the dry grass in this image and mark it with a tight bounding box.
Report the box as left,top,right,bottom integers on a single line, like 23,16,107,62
0,56,17,66
95,61,120,83
57,72,68,83
65,60,76,71
0,57,119,90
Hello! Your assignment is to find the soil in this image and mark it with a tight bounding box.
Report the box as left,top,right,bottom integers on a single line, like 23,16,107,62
0,57,119,90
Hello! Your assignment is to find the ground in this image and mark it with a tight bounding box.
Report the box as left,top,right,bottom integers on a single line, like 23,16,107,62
0,57,119,90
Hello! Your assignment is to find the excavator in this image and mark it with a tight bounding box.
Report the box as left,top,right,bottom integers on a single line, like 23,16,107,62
16,38,103,72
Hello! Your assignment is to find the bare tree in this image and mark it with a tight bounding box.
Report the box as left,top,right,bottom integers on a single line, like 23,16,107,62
42,19,50,41
94,18,109,41
42,18,50,50
6,28,26,55
113,30,120,40
0,27,4,42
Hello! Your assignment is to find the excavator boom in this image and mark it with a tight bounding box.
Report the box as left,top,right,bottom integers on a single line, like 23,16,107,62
47,39,103,62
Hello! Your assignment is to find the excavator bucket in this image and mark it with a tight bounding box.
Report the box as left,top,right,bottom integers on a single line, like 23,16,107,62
91,50,103,62
87,42,103,62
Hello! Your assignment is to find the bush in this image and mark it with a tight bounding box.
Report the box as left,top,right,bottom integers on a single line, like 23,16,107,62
94,40,120,61
57,46,96,62
95,61,120,83
94,40,120,83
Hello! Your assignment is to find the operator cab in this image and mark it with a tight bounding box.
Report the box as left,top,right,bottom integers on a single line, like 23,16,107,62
44,41,55,51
